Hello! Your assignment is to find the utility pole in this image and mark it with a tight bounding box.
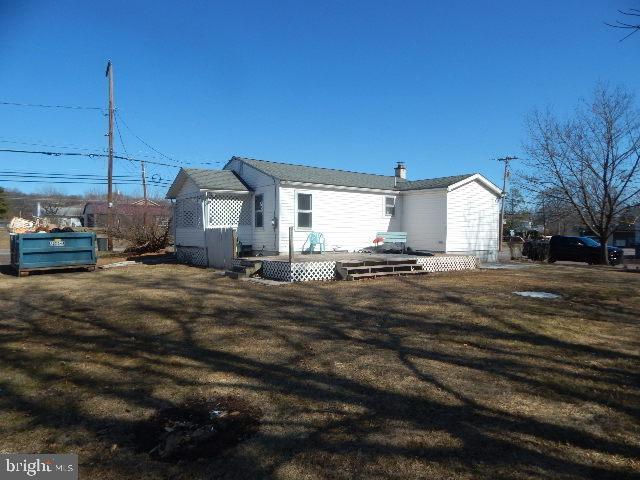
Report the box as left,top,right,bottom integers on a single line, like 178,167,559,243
106,60,115,250
141,161,148,225
497,156,518,252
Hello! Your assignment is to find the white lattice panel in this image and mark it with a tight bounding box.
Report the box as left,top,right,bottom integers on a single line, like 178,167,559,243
262,261,292,281
291,261,336,282
206,195,251,227
416,255,477,272
176,246,208,267
175,197,203,229
261,260,337,282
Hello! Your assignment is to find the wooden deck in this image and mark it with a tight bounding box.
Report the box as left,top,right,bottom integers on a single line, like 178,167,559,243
240,251,444,264
233,251,479,282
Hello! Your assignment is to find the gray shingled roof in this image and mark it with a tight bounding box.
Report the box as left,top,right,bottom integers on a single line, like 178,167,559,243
233,157,474,191
166,168,250,198
184,168,249,191
399,175,474,191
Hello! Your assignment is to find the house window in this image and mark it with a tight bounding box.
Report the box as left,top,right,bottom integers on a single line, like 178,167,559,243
297,193,312,229
254,194,264,228
384,196,396,217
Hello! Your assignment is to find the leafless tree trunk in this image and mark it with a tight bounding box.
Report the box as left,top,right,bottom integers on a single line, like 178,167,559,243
522,85,640,265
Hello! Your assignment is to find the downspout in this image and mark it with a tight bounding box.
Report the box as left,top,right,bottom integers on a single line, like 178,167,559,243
274,179,279,252
444,188,449,254
172,199,176,247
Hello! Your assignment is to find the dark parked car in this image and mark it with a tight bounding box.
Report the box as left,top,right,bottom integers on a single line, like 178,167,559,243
548,236,623,265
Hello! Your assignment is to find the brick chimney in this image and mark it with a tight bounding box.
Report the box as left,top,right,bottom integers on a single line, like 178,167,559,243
394,161,406,179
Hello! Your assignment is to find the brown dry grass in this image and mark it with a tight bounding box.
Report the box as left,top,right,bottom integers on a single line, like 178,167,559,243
0,264,638,479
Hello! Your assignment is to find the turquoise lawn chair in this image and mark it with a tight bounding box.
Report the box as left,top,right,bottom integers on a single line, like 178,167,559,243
303,232,326,254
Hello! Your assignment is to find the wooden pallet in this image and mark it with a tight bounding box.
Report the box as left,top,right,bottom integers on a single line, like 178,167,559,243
15,264,97,277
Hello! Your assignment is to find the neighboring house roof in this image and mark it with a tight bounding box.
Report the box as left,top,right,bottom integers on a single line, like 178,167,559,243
130,199,160,206
51,205,84,217
166,168,251,198
230,156,480,192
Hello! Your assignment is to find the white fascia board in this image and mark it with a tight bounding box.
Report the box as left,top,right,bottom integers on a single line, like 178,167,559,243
165,169,187,199
203,189,252,195
447,174,502,196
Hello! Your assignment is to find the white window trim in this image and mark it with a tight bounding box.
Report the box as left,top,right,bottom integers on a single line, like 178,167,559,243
254,193,264,229
295,191,313,231
384,195,396,217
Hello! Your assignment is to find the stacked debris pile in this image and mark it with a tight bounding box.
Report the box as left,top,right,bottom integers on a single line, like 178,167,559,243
9,217,74,234
134,395,262,462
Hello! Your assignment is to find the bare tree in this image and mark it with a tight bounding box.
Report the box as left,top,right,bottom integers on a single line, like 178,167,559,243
523,85,640,264
530,188,581,236
0,187,8,219
109,213,171,255
606,8,640,41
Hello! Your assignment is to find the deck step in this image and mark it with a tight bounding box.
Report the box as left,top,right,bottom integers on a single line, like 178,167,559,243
337,258,419,268
341,263,423,273
226,260,263,279
335,259,423,279
346,269,429,281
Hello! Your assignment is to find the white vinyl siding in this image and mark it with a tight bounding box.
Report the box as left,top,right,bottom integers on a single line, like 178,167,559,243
279,185,400,252
175,177,201,198
401,189,447,251
225,158,278,253
445,179,500,261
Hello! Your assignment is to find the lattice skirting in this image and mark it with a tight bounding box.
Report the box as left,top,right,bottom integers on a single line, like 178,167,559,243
231,258,243,269
262,260,337,282
176,246,208,267
416,255,478,272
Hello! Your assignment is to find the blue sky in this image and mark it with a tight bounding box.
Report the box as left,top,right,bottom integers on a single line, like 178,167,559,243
0,0,638,197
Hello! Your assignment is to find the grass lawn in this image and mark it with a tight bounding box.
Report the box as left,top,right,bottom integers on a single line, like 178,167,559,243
0,264,638,479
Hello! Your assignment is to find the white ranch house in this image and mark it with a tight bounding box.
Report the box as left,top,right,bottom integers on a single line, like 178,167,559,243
166,156,502,266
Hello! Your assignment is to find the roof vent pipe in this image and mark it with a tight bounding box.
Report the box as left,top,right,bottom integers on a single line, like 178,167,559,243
394,162,406,179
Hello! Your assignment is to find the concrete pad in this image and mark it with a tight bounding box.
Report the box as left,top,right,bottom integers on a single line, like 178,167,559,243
99,261,140,269
481,263,538,270
240,277,288,286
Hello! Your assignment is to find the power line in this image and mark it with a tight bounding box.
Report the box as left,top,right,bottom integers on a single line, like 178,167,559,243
0,170,161,180
0,171,169,183
115,111,186,165
0,138,107,152
0,148,183,168
114,112,142,178
0,101,104,111
0,178,169,186
115,111,220,168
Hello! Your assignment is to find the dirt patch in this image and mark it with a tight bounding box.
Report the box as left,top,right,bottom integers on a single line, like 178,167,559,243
133,396,261,462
